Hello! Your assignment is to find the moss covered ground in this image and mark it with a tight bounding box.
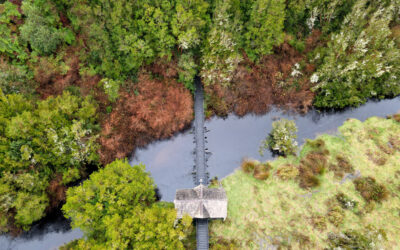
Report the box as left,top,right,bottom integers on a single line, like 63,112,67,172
210,115,400,249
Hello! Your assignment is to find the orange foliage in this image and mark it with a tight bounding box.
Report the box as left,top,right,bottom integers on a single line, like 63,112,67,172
205,30,324,117
46,174,66,210
99,73,193,164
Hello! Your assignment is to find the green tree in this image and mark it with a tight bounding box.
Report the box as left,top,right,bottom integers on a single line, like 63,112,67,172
178,52,197,92
200,0,242,87
67,0,176,79
20,0,66,55
312,0,400,108
243,0,285,61
171,0,210,50
0,90,99,232
62,159,193,249
0,63,35,95
284,0,356,36
260,118,298,156
0,1,27,60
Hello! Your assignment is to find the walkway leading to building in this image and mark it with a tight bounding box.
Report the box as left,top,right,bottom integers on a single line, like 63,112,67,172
194,78,209,250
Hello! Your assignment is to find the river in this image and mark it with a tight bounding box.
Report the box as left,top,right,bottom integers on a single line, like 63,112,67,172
1,97,399,249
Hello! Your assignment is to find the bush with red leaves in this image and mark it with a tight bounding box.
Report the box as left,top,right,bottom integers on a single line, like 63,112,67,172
99,73,193,164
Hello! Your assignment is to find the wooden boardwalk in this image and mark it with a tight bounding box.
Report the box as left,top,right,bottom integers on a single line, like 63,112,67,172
193,79,209,250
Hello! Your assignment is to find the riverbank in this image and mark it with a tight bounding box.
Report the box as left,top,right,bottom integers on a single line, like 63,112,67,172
209,115,400,249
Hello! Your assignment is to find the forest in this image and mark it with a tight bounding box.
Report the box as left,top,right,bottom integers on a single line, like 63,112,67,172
0,0,399,248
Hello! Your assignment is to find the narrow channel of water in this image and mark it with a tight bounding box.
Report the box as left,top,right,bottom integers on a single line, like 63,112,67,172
1,97,399,249
131,97,400,201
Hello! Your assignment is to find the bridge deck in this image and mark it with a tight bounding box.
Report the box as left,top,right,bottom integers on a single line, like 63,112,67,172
194,79,209,249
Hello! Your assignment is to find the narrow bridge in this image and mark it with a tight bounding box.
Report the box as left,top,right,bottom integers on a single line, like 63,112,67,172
174,78,227,249
193,78,209,250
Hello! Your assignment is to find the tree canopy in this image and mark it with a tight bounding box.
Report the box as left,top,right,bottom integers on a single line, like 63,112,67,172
62,159,193,249
0,90,99,232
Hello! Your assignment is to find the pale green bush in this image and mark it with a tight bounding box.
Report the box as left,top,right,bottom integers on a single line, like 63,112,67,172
260,118,298,156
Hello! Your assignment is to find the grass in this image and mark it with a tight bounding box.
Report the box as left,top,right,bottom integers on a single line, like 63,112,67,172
210,116,400,249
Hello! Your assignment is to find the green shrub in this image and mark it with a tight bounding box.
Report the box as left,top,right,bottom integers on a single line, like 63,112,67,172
327,204,345,227
354,177,389,203
284,0,357,37
336,192,358,210
62,168,81,185
276,164,299,180
260,118,298,156
311,214,327,231
100,78,120,102
106,105,113,114
288,37,305,53
328,227,387,249
0,63,35,95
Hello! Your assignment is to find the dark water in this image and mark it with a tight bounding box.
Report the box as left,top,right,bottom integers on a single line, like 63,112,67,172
131,97,400,201
0,210,82,250
1,97,399,249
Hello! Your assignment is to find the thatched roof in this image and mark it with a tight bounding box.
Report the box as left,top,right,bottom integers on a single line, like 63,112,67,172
174,184,227,220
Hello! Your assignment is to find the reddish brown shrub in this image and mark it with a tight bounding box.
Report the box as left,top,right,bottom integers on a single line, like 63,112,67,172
389,136,400,151
389,113,400,123
35,49,81,99
305,139,330,156
204,31,323,117
46,174,66,210
98,73,193,164
377,142,395,155
329,155,354,178
354,177,389,203
241,159,257,174
367,150,387,166
299,169,320,189
311,214,327,231
253,163,271,180
298,151,327,188
301,152,327,175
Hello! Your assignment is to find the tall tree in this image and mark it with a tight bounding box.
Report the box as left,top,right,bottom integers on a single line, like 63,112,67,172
0,90,99,232
243,0,285,61
171,0,210,50
201,0,242,86
62,159,193,249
